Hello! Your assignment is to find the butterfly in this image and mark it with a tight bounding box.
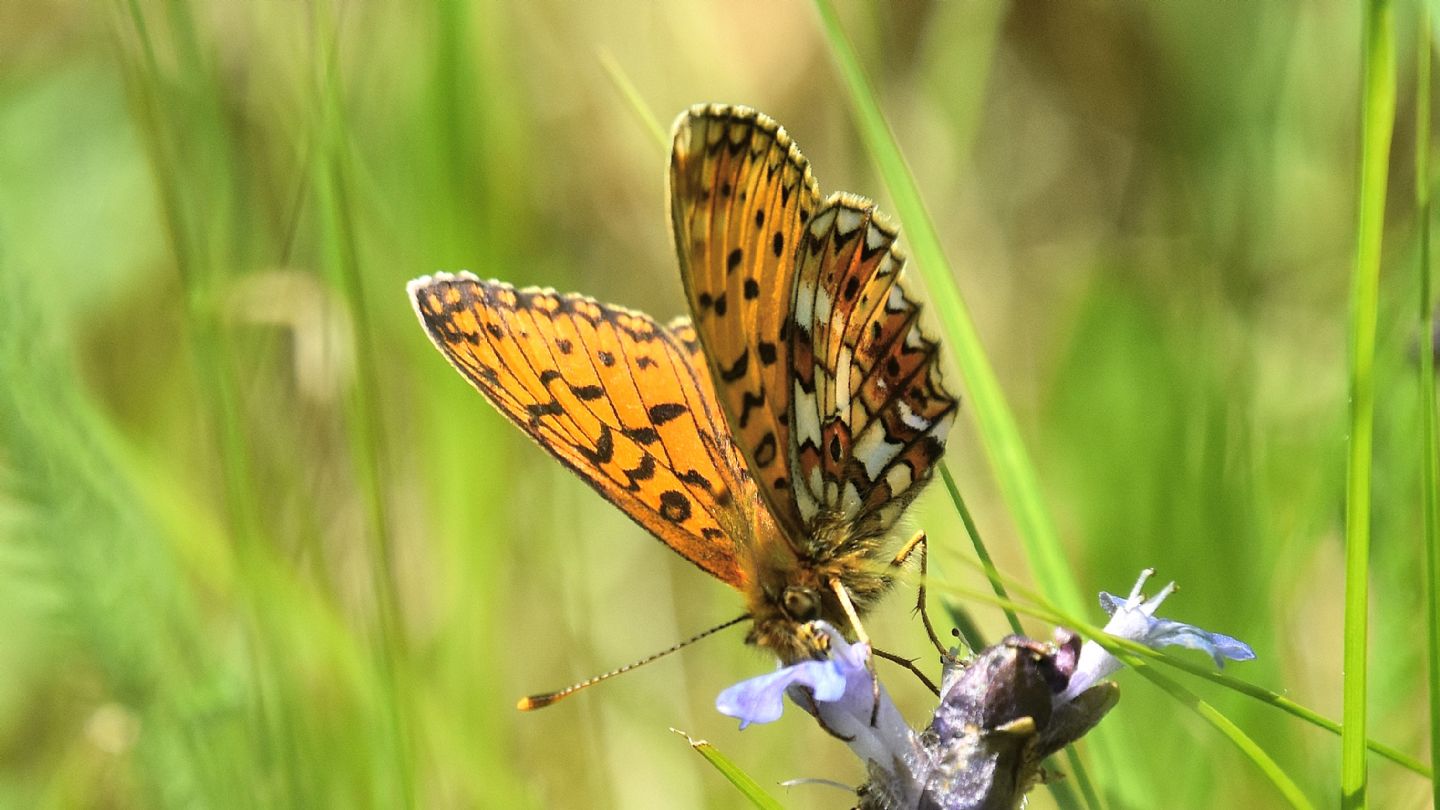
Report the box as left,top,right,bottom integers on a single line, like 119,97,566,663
408,104,957,671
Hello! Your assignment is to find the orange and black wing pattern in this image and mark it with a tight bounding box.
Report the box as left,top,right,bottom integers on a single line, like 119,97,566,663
669,104,822,542
409,273,760,588
788,195,957,537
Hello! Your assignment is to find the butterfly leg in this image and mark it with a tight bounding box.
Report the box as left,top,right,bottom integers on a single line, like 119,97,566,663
891,531,946,657
828,578,883,726
872,647,939,696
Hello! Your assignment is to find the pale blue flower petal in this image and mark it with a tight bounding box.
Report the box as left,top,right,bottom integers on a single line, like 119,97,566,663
1145,619,1257,669
1060,569,1256,702
715,659,845,729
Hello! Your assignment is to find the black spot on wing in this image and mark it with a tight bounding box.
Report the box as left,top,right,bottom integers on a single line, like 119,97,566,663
738,390,765,429
578,423,615,465
753,431,778,467
833,221,861,251
659,490,692,523
923,436,945,463
649,403,688,425
623,426,660,446
758,341,777,365
622,454,656,491
720,350,749,382
526,400,564,426
678,468,712,491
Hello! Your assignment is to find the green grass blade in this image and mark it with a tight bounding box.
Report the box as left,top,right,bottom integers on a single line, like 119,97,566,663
1122,658,1316,810
937,463,1091,810
314,63,419,810
1418,1,1440,804
1344,1,1397,806
598,49,668,151
673,729,786,810
940,463,1024,637
809,0,1085,617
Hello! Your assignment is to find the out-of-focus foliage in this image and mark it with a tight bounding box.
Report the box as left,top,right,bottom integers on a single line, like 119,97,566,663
0,1,1433,807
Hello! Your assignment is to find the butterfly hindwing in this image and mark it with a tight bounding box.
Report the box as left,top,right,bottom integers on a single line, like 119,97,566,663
789,195,958,535
409,273,755,587
669,104,823,541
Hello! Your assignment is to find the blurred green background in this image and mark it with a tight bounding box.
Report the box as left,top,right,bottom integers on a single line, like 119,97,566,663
0,0,1435,807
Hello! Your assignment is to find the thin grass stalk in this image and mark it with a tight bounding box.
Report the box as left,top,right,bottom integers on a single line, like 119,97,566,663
937,463,1092,810
809,0,1085,618
110,2,313,803
1343,1,1397,806
807,4,1117,803
939,463,1023,637
599,49,669,150
310,4,416,805
1121,658,1316,810
1417,2,1440,804
675,730,786,809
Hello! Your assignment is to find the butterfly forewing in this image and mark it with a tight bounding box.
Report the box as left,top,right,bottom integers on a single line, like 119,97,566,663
669,104,823,542
410,273,756,587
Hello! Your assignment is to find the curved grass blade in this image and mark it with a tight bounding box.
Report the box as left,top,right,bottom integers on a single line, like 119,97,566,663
598,49,668,150
673,729,785,810
809,0,1085,620
1122,657,1316,810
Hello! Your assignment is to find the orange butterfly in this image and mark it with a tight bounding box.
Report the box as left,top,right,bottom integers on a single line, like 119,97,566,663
409,104,957,676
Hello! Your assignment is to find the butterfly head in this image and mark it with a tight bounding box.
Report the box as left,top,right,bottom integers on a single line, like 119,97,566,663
782,585,823,624
744,553,891,664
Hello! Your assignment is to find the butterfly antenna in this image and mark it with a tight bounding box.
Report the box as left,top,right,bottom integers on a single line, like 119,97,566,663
516,614,750,711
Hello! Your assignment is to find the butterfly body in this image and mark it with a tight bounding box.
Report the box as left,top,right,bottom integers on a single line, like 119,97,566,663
740,513,894,664
410,104,956,668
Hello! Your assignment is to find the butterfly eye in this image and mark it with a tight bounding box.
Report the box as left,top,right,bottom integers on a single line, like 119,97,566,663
782,587,821,621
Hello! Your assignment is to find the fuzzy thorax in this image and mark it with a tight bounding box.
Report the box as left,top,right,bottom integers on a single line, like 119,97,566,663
743,514,898,665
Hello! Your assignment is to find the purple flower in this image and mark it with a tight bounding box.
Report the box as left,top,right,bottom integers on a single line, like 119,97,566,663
715,623,919,771
1059,568,1256,703
714,658,848,729
714,570,1256,808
